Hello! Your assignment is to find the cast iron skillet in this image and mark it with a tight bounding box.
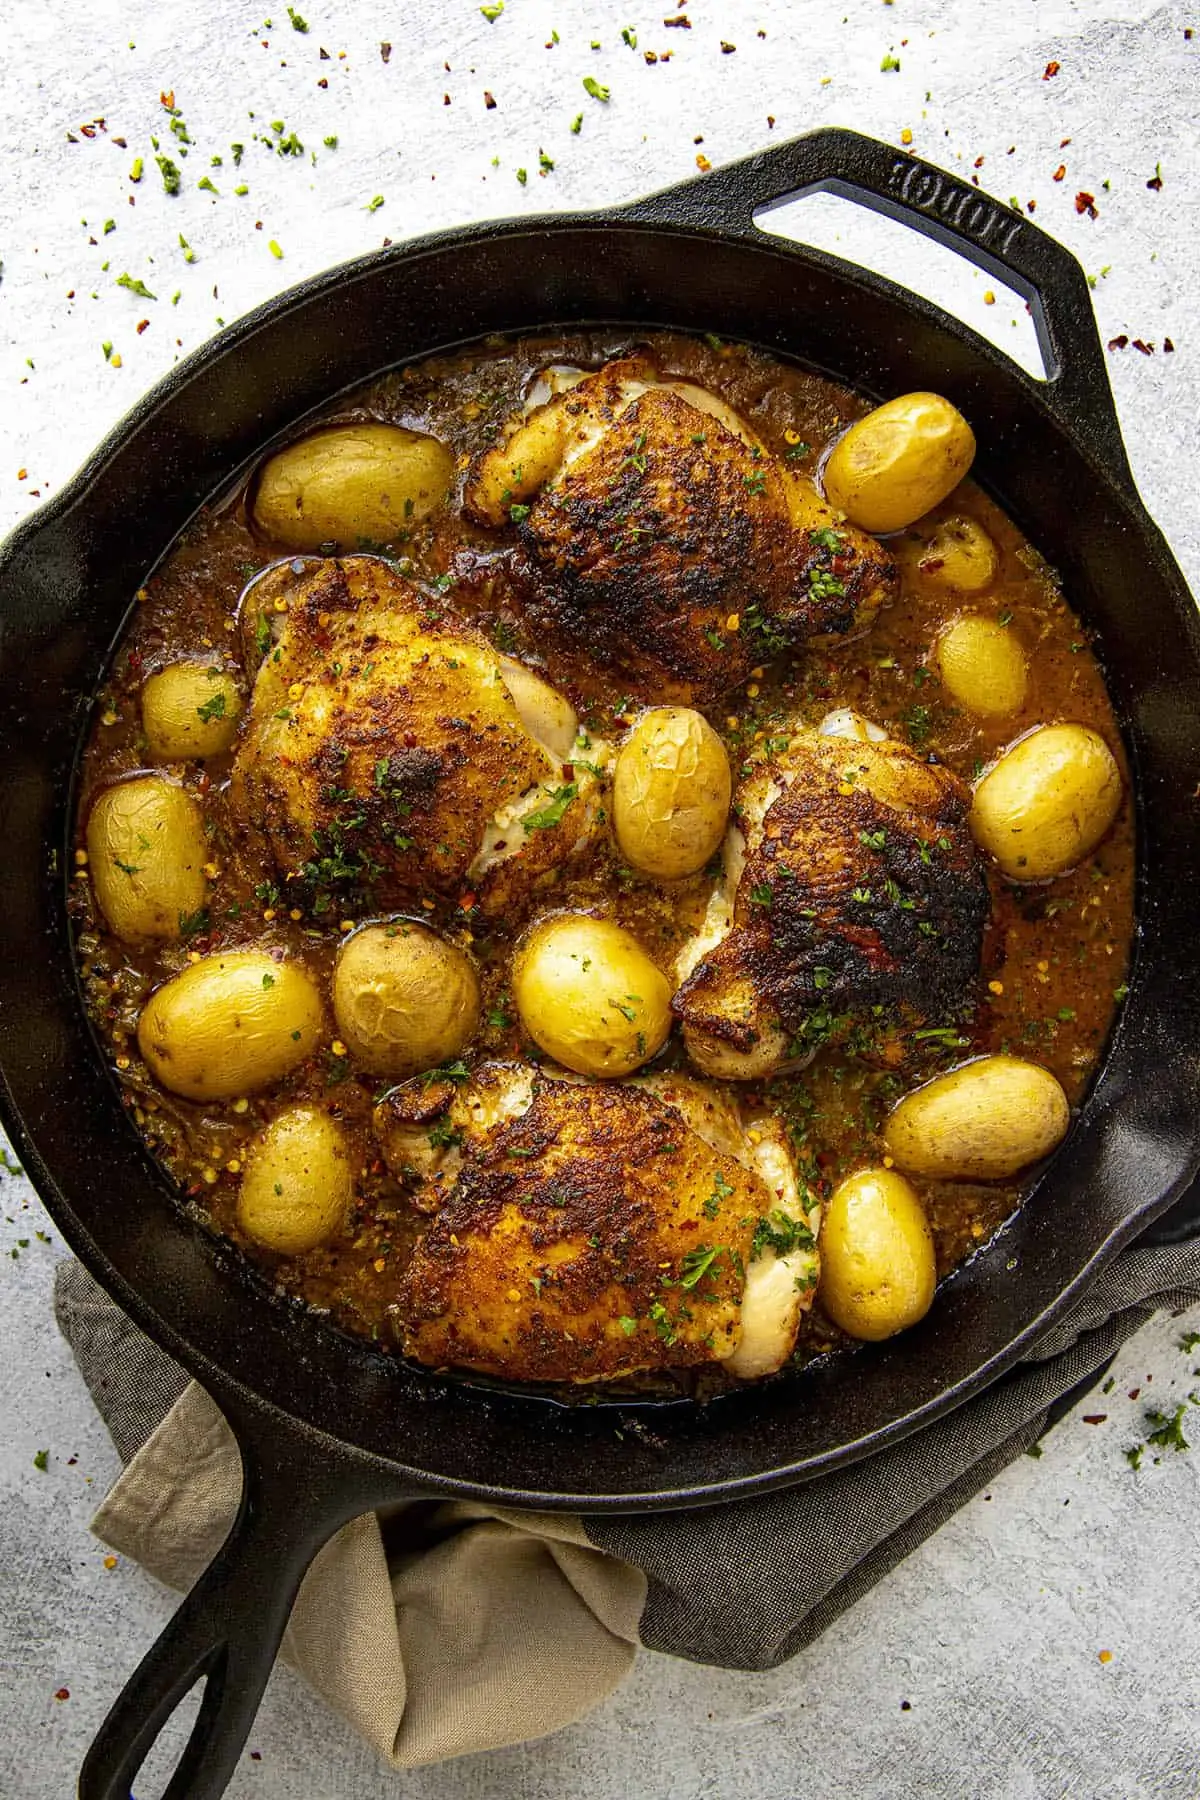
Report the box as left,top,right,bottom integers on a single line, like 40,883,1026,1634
1,128,1198,1799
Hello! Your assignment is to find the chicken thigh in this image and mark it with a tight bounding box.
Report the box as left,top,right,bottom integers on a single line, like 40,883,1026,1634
673,713,989,1080
462,355,897,706
231,555,607,915
374,1063,818,1383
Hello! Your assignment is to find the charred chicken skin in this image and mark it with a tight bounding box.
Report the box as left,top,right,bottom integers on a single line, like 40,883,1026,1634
462,355,898,706
673,714,990,1080
231,555,606,916
374,1063,819,1383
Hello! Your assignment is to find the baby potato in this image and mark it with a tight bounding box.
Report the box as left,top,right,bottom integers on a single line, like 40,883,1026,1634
970,723,1122,879
137,950,324,1101
141,662,242,761
333,921,480,1078
512,913,671,1077
251,422,453,551
86,776,208,943
916,514,999,593
823,392,976,534
935,615,1028,716
612,707,731,880
237,1107,353,1254
883,1055,1070,1181
819,1167,936,1342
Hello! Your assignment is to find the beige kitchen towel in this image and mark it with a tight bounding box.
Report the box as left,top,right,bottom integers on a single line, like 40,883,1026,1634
90,1378,646,1769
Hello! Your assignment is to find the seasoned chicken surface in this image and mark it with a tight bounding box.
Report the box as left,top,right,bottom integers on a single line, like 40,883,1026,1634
374,1063,819,1383
231,555,606,914
674,714,990,1080
462,355,897,705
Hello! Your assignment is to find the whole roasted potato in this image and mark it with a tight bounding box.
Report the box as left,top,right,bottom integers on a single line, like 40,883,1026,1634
819,1167,936,1341
251,422,454,551
970,723,1122,879
137,950,324,1100
935,615,1028,716
915,514,998,593
512,913,671,1077
612,706,731,880
86,776,208,943
883,1054,1070,1180
333,921,480,1078
237,1106,353,1254
823,392,976,534
141,662,242,761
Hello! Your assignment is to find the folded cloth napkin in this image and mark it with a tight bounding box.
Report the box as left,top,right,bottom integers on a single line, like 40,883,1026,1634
55,1239,1200,1770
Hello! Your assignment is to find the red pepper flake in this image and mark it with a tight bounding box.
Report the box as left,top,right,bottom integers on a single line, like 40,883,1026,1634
1052,164,1066,181
1075,190,1097,217
160,89,175,109
1164,338,1175,353
696,153,712,171
664,13,691,26
136,319,150,335
319,45,330,58
973,155,985,168
80,124,97,139
720,40,736,53
54,1688,70,1702
66,132,78,143
317,76,328,87
1043,59,1060,78
1060,136,1072,147
484,90,496,108
1082,1414,1108,1425
380,41,392,62
767,114,775,128
444,93,451,104
644,50,658,63
1132,339,1154,355
1106,335,1128,351
1026,199,1037,213
1128,1386,1140,1399
113,135,127,147
17,468,27,480
250,1752,262,1762
1146,168,1163,191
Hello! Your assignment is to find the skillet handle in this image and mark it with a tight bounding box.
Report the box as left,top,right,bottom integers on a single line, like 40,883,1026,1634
621,126,1137,499
78,1393,407,1800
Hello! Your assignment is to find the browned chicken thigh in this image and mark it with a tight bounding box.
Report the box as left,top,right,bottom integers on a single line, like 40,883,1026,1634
374,1063,819,1383
673,714,990,1080
230,555,607,915
462,355,897,706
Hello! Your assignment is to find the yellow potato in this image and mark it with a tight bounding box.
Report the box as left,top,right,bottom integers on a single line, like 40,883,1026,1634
883,1054,1070,1180
916,514,998,592
823,392,976,534
935,615,1028,716
251,422,453,551
86,776,208,943
333,921,480,1077
970,723,1122,879
819,1167,936,1341
141,662,243,761
137,951,324,1101
237,1107,353,1254
512,913,671,1077
613,707,731,880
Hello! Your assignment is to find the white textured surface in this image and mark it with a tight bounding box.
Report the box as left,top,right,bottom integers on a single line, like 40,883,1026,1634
2,2,1199,1795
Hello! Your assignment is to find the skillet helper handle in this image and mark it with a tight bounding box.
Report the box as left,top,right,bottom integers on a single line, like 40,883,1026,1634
78,1399,402,1800
622,126,1136,499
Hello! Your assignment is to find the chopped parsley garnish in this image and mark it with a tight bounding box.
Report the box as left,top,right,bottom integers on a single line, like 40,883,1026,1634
679,1244,725,1288
428,1119,465,1149
618,1315,638,1336
523,783,578,832
178,907,210,938
116,272,156,300
509,503,531,523
748,881,774,908
809,526,845,553
155,154,181,195
582,76,610,100
859,828,888,851
196,690,227,723
752,1209,815,1260
648,1300,676,1344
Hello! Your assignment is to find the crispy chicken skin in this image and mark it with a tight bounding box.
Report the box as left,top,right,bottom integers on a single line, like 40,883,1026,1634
230,555,604,913
374,1063,818,1383
462,355,897,706
674,723,989,1080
